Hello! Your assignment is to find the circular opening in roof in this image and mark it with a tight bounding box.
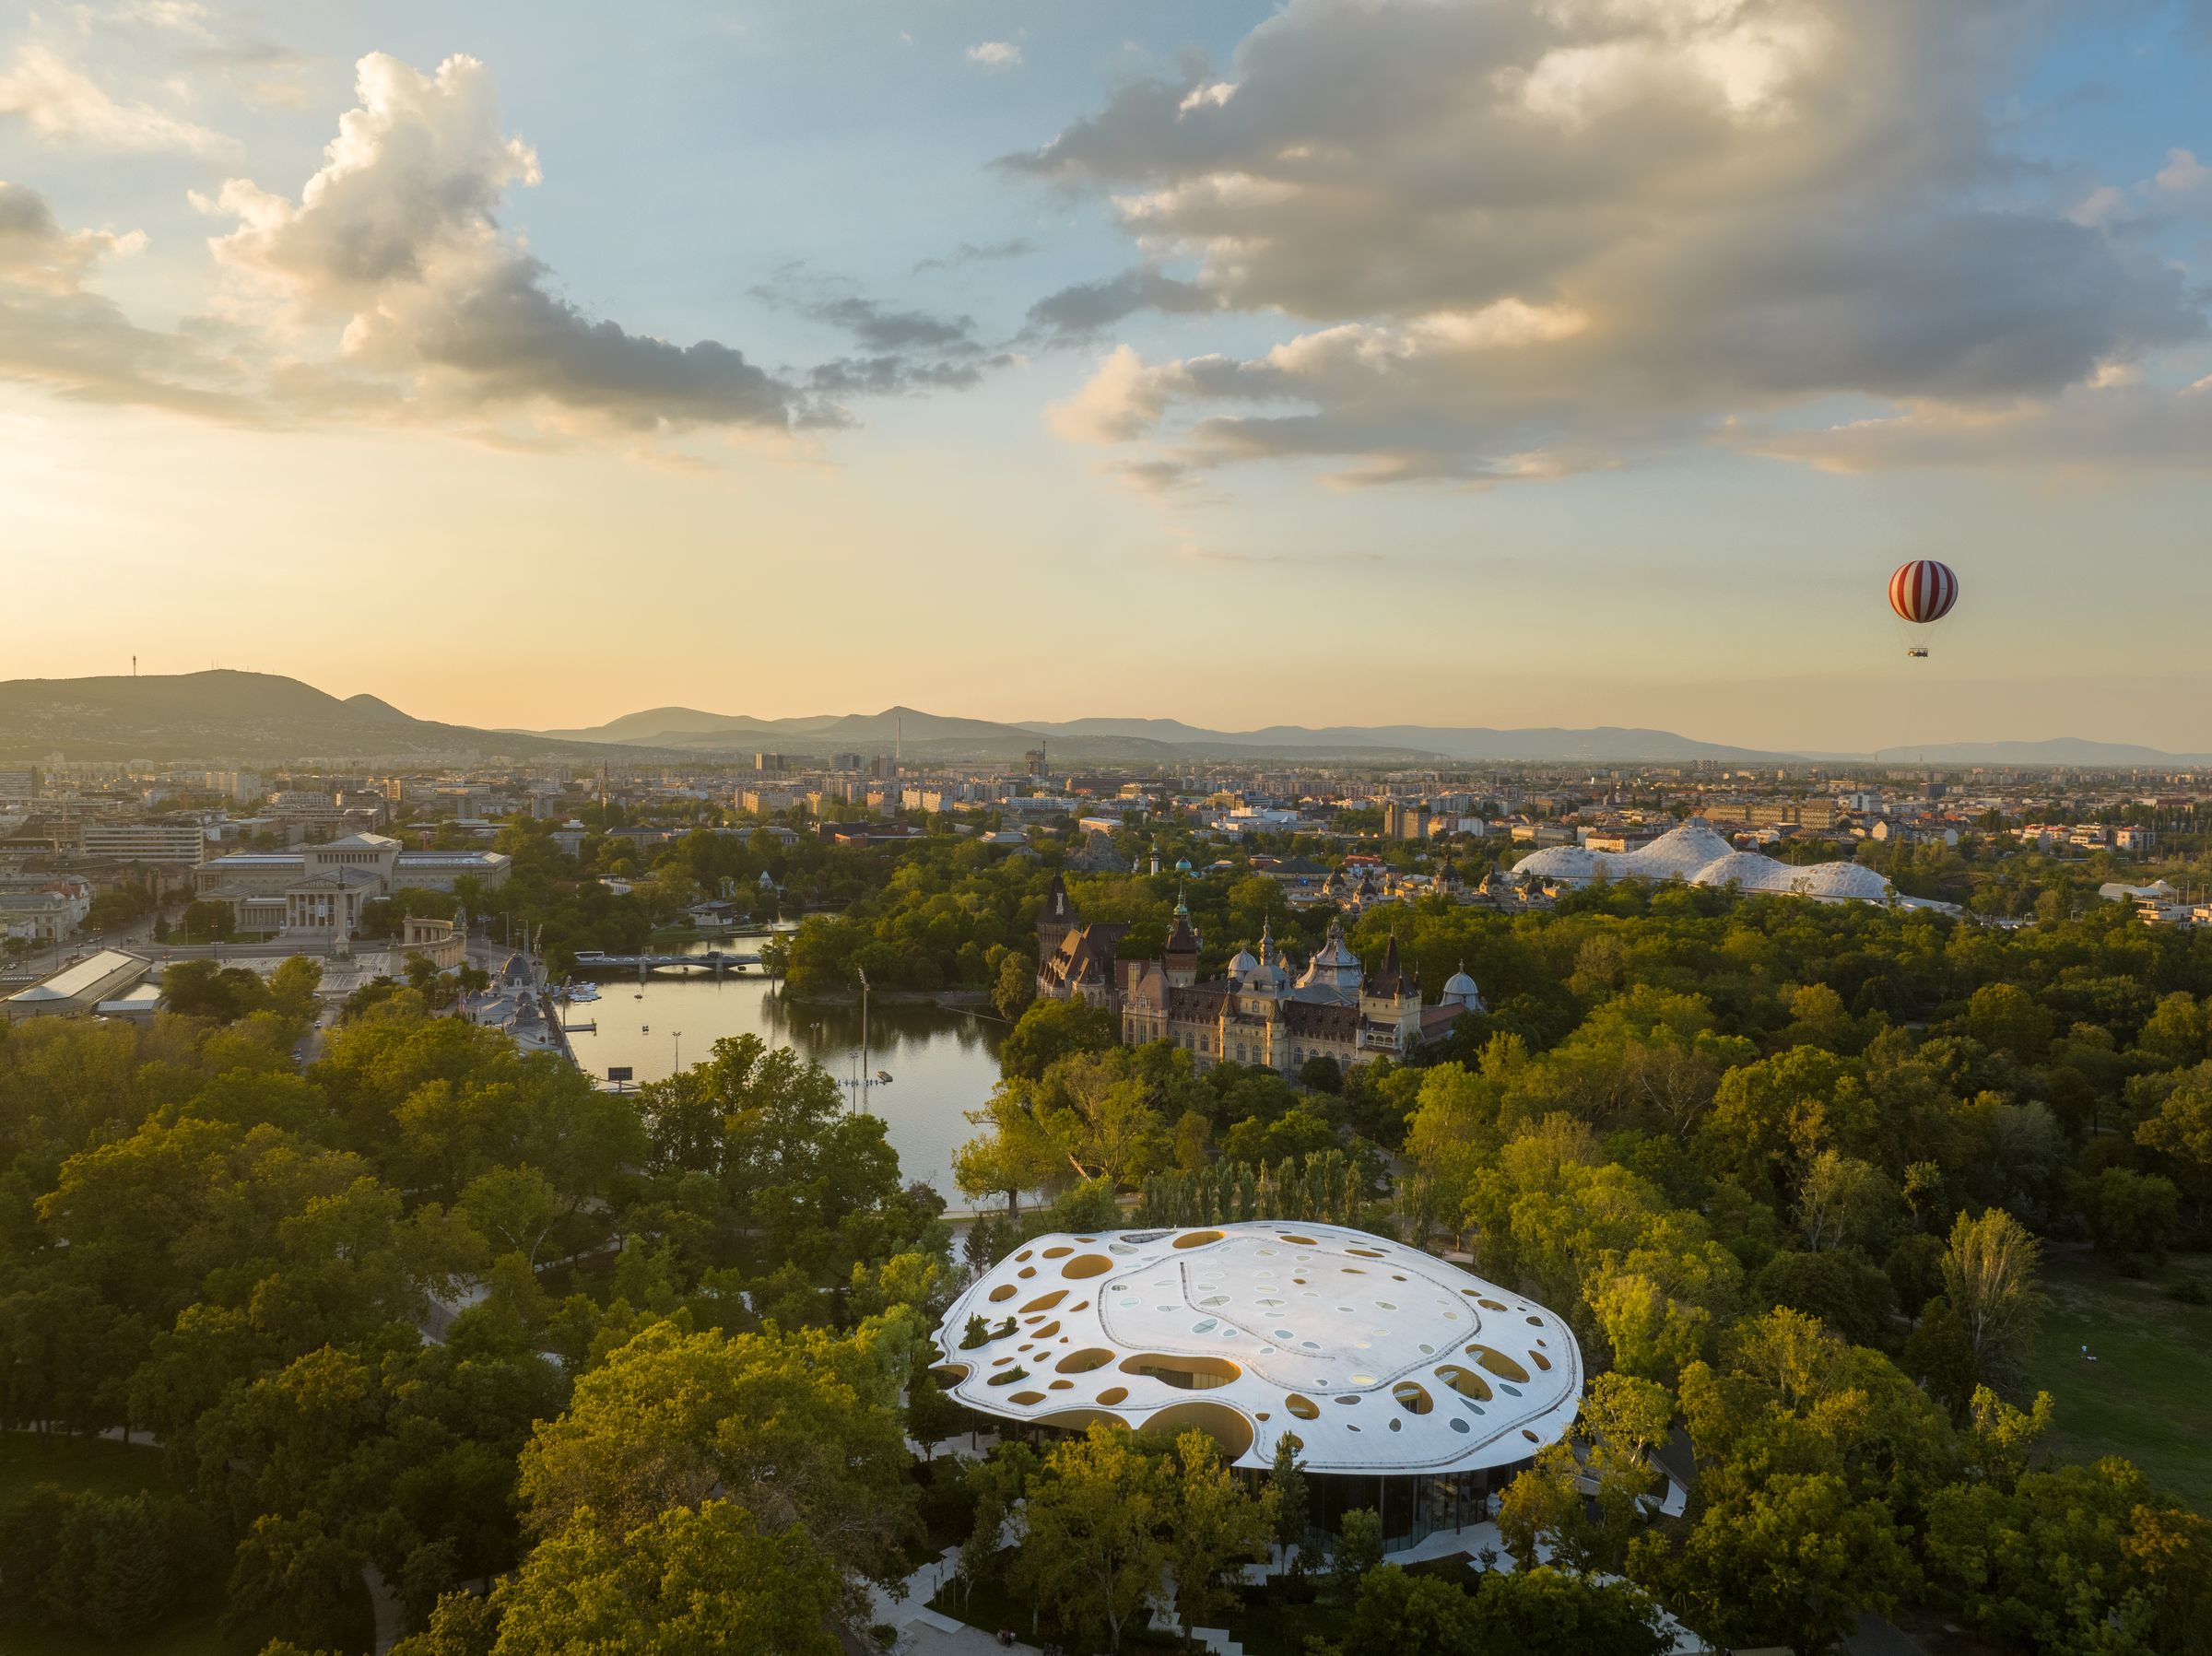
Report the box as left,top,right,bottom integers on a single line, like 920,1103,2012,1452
988,1285,1016,1302
1041,1245,1073,1258
1095,1385,1128,1404
1021,1290,1068,1314
1056,1348,1114,1374
1436,1364,1493,1403
1119,1352,1241,1390
1286,1394,1320,1419
1062,1255,1112,1279
1172,1229,1225,1250
1470,1345,1532,1383
1143,1401,1253,1460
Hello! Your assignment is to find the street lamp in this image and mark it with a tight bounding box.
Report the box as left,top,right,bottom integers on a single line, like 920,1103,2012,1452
672,1029,683,1071
838,966,893,1113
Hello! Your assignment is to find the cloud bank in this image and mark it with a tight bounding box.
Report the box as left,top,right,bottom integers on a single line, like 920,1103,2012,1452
1014,0,2208,488
197,53,800,435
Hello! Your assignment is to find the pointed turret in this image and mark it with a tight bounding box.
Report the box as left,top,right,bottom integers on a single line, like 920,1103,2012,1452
1038,872,1078,959
1163,887,1200,987
1363,932,1416,1002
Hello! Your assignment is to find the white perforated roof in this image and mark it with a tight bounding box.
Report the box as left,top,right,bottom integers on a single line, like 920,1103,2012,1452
934,1221,1583,1474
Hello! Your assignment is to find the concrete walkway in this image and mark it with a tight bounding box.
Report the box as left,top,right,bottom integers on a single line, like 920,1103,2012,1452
869,1543,1045,1655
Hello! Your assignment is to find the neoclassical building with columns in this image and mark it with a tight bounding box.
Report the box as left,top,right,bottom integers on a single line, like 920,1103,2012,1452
197,833,510,936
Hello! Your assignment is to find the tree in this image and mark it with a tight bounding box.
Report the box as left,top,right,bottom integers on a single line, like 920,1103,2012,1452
2136,1063,2212,1213
997,998,1120,1083
1794,1149,1895,1252
1498,1443,1590,1571
993,950,1036,1021
1924,1456,2209,1655
515,1318,917,1610
1332,1507,1384,1603
1937,1206,2045,1383
386,1590,500,1656
904,1349,962,1455
267,955,324,1020
1963,982,2053,1060
957,1441,1038,1607
492,1500,841,1656
1646,1471,1917,1656
954,1083,1065,1216
1300,1053,1344,1094
2085,1166,2178,1273
457,1166,564,1267
1009,1424,1174,1651
1164,1429,1276,1635
224,1509,364,1653
180,898,236,941
1270,1433,1311,1571
1347,1565,1671,1656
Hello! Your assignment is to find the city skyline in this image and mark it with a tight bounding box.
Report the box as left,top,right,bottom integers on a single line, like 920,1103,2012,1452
6,1,2212,750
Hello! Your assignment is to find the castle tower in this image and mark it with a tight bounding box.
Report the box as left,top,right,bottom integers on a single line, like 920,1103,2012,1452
1037,872,1077,961
1163,890,1200,988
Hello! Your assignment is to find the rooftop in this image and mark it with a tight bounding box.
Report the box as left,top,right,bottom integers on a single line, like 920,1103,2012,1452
934,1221,1582,1475
7,949,151,1004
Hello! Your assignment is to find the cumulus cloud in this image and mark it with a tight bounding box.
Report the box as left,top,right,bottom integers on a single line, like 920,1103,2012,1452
0,179,253,417
967,41,1022,70
197,53,802,434
0,43,231,153
1011,0,2207,487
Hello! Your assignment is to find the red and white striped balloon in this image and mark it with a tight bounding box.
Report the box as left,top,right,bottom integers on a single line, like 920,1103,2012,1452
1888,559,1959,625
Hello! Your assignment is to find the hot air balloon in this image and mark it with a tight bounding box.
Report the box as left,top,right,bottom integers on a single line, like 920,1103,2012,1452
1888,559,1958,657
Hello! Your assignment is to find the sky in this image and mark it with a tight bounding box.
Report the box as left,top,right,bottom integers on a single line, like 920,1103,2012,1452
4,0,2212,755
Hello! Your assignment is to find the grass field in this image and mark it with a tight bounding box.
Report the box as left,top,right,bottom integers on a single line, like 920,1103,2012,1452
0,1430,374,1656
0,1431,185,1507
2021,1249,2212,1514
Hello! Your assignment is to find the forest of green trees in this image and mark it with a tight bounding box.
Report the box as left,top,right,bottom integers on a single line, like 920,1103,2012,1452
945,877,2212,1653
8,842,2212,1652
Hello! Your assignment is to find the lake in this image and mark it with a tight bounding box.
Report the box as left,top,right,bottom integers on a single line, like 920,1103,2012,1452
561,935,1008,1202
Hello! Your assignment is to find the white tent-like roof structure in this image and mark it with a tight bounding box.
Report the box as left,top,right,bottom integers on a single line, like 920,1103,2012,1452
1516,822,1893,904
933,1222,1582,1475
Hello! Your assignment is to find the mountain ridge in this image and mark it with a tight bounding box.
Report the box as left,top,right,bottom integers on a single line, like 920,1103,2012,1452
1,671,2204,768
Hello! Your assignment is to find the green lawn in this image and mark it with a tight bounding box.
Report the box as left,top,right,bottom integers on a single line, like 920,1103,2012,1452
2021,1250,2212,1514
0,1431,375,1656
0,1431,185,1507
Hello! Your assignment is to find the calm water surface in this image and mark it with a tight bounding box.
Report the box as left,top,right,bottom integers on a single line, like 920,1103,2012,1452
561,934,1006,1200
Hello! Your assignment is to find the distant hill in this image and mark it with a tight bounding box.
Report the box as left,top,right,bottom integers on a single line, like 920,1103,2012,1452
1022,720,1791,764
7,673,2198,769
545,706,1794,764
1870,737,2212,767
536,706,791,745
0,671,610,763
